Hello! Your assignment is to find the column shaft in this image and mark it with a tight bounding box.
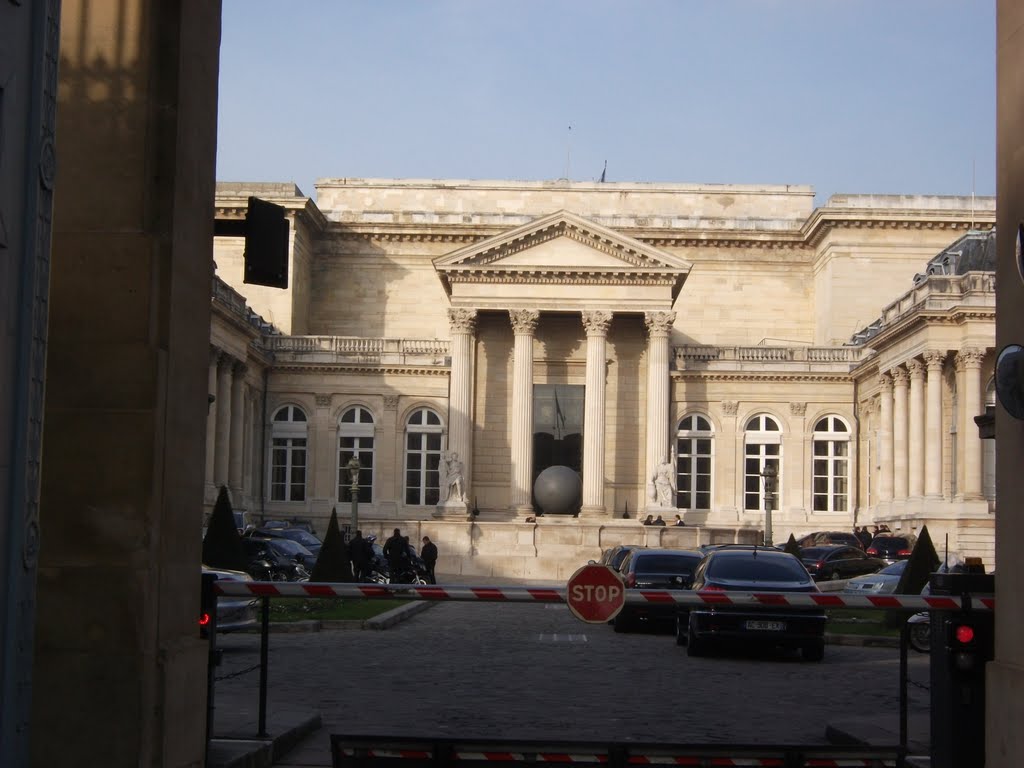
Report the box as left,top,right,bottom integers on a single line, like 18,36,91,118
581,311,612,516
205,348,218,489
447,309,477,504
214,355,232,489
509,310,539,514
878,375,894,503
924,352,945,498
908,360,925,498
892,368,909,500
958,350,985,498
645,311,675,511
229,363,246,494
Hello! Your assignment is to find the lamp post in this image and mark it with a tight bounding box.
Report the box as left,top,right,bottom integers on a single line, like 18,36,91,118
346,455,361,536
760,463,778,546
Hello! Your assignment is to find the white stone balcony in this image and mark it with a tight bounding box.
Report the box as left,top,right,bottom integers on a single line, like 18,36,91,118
673,344,872,373
879,272,996,325
263,335,451,366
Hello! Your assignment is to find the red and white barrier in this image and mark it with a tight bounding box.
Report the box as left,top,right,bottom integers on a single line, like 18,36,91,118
213,580,994,611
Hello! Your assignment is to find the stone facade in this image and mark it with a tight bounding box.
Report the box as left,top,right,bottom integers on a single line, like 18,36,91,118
210,179,997,572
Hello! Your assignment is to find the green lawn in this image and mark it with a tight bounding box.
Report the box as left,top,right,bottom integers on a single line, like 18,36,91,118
826,608,903,638
268,597,409,622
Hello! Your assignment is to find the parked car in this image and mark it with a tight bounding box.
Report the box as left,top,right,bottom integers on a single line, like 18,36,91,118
798,545,887,582
698,543,782,556
252,526,323,557
200,565,258,635
865,534,918,564
794,531,864,550
842,559,909,595
241,537,313,581
596,544,643,572
612,549,703,632
682,548,827,661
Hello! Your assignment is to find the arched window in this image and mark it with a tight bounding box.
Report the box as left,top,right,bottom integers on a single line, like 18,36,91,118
270,405,307,502
339,406,375,503
984,378,996,500
405,407,443,506
812,415,851,513
676,414,713,510
744,414,781,512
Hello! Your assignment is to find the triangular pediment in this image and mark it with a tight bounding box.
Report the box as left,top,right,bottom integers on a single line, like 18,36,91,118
433,210,692,307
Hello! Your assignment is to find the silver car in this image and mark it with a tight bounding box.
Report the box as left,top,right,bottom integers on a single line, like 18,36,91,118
202,565,259,633
842,559,908,595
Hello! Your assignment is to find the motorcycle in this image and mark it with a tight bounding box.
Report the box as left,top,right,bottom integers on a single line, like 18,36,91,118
907,612,930,653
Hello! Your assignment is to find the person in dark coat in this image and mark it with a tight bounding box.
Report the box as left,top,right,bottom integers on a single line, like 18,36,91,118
350,529,370,581
421,536,438,584
383,528,405,578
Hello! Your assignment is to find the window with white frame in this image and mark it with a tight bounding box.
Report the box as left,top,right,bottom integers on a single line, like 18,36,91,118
270,405,307,502
812,415,850,513
405,407,443,506
744,414,781,512
339,406,375,503
676,414,713,510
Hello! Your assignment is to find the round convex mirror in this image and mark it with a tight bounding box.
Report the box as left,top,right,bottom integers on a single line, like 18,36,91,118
996,344,1024,419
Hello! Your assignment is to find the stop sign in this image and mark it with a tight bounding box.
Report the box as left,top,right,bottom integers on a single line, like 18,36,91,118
566,564,626,623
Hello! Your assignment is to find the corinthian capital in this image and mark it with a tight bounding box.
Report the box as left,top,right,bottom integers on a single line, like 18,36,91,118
878,372,893,391
509,309,540,335
644,311,676,335
955,348,984,370
582,310,613,336
906,359,925,379
923,350,946,371
891,367,909,386
448,308,478,334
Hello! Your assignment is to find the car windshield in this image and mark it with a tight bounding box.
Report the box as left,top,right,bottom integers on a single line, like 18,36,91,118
610,548,634,569
707,555,811,582
633,554,702,573
264,538,312,556
279,529,321,547
870,537,911,552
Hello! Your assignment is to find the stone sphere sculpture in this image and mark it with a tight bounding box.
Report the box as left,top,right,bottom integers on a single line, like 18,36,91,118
533,465,582,515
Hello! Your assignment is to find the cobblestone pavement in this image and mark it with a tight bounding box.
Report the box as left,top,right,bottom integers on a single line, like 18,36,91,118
212,600,929,766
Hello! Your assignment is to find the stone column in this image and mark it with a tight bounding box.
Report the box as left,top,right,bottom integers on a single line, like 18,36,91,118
924,351,945,499
878,374,894,504
205,346,219,491
892,367,909,501
581,310,613,517
229,362,247,497
908,359,925,498
509,309,539,516
644,311,676,512
446,308,477,507
214,353,233,490
957,348,985,499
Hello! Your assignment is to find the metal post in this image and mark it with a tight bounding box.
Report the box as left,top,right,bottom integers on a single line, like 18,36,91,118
204,574,218,765
760,464,778,546
258,596,270,737
347,455,361,535
900,622,909,759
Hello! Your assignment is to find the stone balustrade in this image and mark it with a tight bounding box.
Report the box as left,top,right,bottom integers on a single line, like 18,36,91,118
264,335,451,365
674,344,871,370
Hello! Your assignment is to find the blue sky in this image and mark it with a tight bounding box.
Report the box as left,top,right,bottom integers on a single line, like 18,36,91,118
216,0,995,206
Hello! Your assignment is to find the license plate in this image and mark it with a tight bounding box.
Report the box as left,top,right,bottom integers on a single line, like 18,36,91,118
745,620,785,631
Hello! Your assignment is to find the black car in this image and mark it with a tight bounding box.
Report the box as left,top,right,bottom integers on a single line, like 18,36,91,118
612,549,703,632
253,526,323,557
794,531,864,550
682,548,827,661
599,544,643,571
241,537,314,581
865,534,918,564
799,545,887,581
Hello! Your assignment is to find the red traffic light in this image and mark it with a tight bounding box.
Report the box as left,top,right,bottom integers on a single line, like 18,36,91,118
199,612,211,627
954,624,975,645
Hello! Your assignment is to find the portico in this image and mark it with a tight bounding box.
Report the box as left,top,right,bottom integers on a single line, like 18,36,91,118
433,210,692,518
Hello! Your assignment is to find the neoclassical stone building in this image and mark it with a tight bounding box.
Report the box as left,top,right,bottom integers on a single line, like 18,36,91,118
207,179,996,575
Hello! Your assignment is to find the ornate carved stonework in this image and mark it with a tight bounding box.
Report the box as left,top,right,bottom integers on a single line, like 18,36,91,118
509,308,540,335
232,360,248,376
878,372,893,391
906,359,925,379
447,308,478,334
955,348,985,370
644,310,676,335
383,395,399,411
315,394,331,407
923,350,947,371
721,400,739,416
891,367,909,385
581,310,613,336
789,402,807,417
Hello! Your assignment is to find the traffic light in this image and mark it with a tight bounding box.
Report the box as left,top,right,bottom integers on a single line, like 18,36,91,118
200,572,217,639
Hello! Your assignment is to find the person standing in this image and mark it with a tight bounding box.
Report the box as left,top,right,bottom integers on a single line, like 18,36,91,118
383,528,405,579
421,536,438,584
350,529,369,581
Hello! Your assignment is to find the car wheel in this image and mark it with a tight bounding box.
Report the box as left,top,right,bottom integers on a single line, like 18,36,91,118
909,623,931,654
803,641,825,662
613,613,631,633
675,614,688,646
686,623,705,657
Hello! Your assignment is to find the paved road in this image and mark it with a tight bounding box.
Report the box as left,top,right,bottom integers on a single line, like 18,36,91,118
212,601,929,766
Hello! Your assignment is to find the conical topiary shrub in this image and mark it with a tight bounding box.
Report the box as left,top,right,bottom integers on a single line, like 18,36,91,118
784,533,802,559
895,525,941,596
310,508,353,582
201,486,248,572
